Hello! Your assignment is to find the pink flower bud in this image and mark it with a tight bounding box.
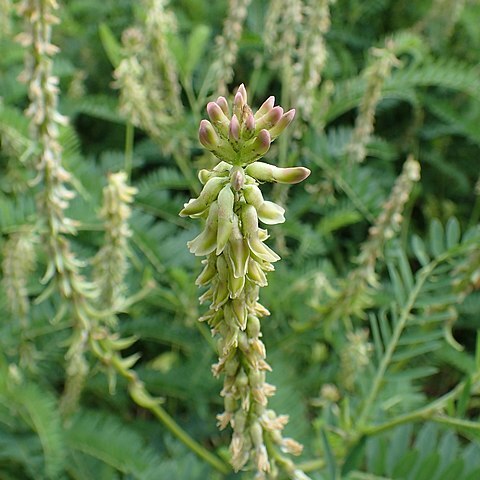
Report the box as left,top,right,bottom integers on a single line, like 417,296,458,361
216,96,230,116
230,165,245,191
255,96,275,119
252,129,271,156
245,113,255,131
269,108,295,139
229,114,240,141
256,106,283,131
198,119,219,150
237,83,248,104
207,101,230,136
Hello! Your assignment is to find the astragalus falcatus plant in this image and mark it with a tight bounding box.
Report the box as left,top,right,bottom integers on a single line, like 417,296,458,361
181,85,311,479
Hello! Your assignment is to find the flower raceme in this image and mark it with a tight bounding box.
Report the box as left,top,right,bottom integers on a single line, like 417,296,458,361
181,85,311,478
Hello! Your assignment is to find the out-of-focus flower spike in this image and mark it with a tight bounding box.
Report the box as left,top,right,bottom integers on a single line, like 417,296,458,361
187,201,219,256
199,119,220,151
217,184,235,254
269,109,296,139
180,176,227,217
254,96,275,119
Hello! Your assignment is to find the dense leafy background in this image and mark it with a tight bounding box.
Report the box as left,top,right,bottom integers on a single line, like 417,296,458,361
1,0,479,479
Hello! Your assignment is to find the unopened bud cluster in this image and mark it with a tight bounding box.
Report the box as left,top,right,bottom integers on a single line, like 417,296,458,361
181,85,310,478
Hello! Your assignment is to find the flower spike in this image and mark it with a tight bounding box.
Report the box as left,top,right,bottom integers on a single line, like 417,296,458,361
182,85,311,478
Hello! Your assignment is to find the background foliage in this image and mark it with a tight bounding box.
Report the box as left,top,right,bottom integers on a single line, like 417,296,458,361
0,0,480,478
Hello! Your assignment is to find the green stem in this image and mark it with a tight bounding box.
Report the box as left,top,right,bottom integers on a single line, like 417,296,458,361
298,458,326,473
149,402,230,474
314,154,376,223
125,122,134,180
357,259,438,426
359,341,480,436
430,414,480,431
172,149,200,195
96,344,230,475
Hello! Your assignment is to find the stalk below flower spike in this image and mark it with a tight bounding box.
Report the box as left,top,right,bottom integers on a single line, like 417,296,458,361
181,85,311,479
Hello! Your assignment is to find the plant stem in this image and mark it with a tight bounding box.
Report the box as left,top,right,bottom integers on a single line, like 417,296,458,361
297,458,326,473
149,402,230,474
357,259,438,426
125,122,134,180
314,153,376,223
93,340,230,475
431,414,480,431
362,371,480,436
